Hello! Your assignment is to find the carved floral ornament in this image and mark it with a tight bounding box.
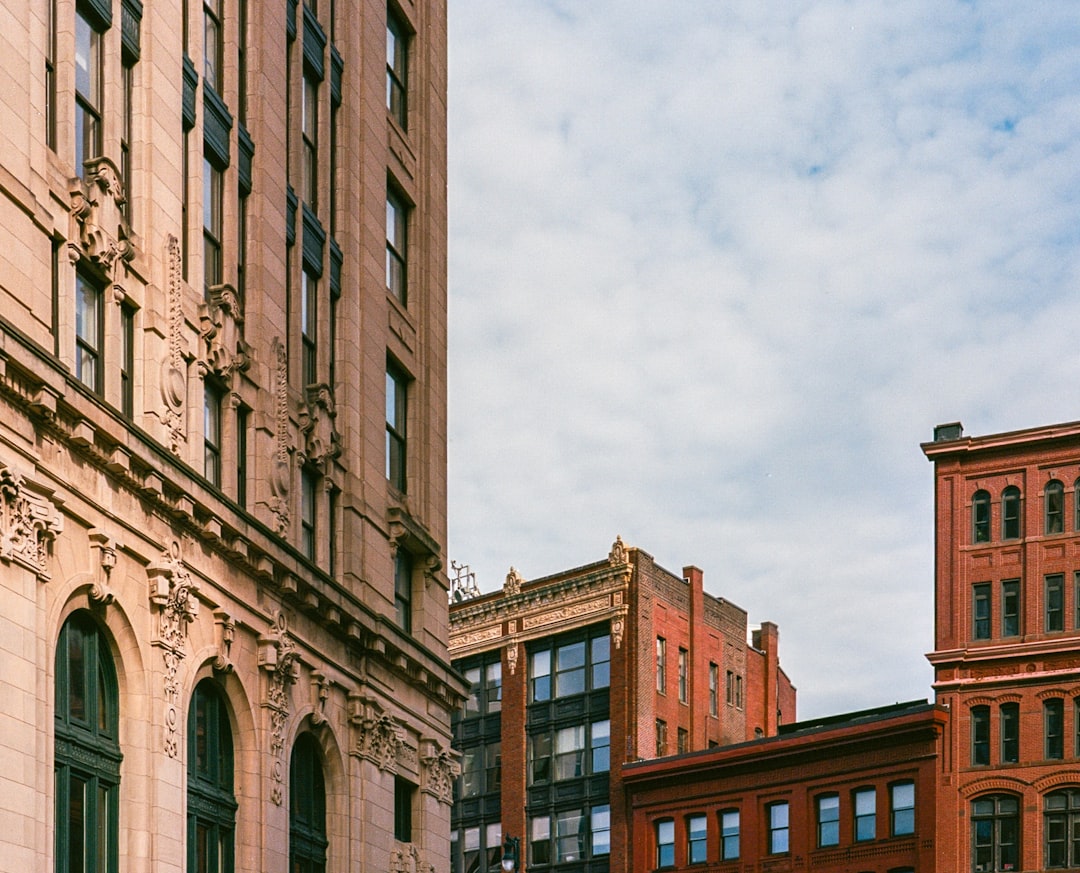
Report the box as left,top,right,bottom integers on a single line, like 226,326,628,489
159,234,187,453
391,845,434,873
68,158,134,282
299,384,341,472
268,338,292,536
420,740,459,805
200,284,251,379
349,696,405,772
0,466,63,582
258,610,300,804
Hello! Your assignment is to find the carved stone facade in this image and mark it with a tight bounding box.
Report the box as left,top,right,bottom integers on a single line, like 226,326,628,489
0,2,457,873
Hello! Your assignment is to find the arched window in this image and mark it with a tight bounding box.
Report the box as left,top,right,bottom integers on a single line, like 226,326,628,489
972,795,1019,872
187,678,236,873
1046,789,1080,868
1002,486,1021,540
1046,480,1064,534
55,611,122,873
972,490,991,543
290,733,328,873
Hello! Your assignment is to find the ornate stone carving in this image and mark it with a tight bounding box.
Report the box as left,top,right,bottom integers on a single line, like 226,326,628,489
390,845,434,873
158,234,187,453
506,640,519,675
309,671,330,727
611,612,626,650
504,566,523,596
148,541,200,758
350,698,403,772
258,609,299,804
299,384,340,471
213,610,235,673
200,284,251,378
68,158,134,281
268,338,291,535
0,467,62,582
420,739,459,805
609,535,628,565
87,529,116,604
522,597,609,630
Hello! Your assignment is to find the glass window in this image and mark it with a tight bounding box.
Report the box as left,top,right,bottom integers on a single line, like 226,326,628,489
120,306,135,418
485,661,502,713
1002,580,1020,638
677,727,689,754
656,637,666,693
484,743,501,795
530,649,551,702
1046,698,1064,760
528,732,551,785
591,805,611,857
1047,574,1065,632
972,795,1019,872
386,10,407,128
891,782,915,836
530,816,550,867
394,550,412,633
554,725,585,780
459,748,480,798
656,719,667,757
75,271,104,393
556,809,584,863
972,705,990,766
1047,480,1065,534
678,648,688,703
768,802,789,854
973,490,991,543
386,189,407,304
973,583,991,640
590,719,610,773
302,72,318,208
301,270,317,387
720,809,739,860
74,9,102,174
817,794,839,847
1001,703,1019,763
386,364,407,490
204,0,223,91
1046,789,1080,869
394,776,414,842
203,159,223,301
709,663,719,716
204,383,223,487
854,788,876,842
687,814,707,864
555,640,586,697
485,823,503,873
656,819,675,867
189,680,235,873
1002,486,1021,539
591,634,610,689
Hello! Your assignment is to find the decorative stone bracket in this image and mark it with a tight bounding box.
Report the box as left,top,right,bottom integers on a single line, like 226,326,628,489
420,738,459,806
348,694,404,772
258,610,299,804
87,529,116,604
0,466,62,582
267,339,292,536
200,284,251,379
299,384,341,473
390,845,434,873
213,610,236,673
68,157,135,283
309,670,330,727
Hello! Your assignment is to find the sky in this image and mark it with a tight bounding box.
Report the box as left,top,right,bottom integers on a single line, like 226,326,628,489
444,1,1080,720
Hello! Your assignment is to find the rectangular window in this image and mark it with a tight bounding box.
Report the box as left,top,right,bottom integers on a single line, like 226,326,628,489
556,809,584,863
1002,580,1020,637
485,661,502,713
687,814,707,864
386,10,407,128
484,743,501,794
203,159,222,300
120,305,134,418
677,728,689,754
1046,698,1064,759
656,637,666,693
528,731,551,785
735,675,743,709
591,719,610,773
386,188,407,304
530,649,551,702
237,0,248,123
817,794,839,847
1047,574,1065,632
463,666,482,717
485,823,502,872
301,270,317,387
385,364,407,490
120,61,133,215
709,663,719,717
768,802,789,855
302,72,318,208
75,272,103,393
973,583,991,639
74,10,102,174
656,719,667,757
530,816,551,867
204,383,223,486
591,634,610,689
726,670,734,705
854,788,876,841
237,194,248,307
236,406,248,508
720,810,739,860
656,819,674,868
591,805,611,857
555,640,586,697
1001,702,1019,763
393,776,413,842
678,648,688,703
553,725,585,780
46,0,57,149
459,748,480,797
1003,487,1021,539
972,705,990,765
203,0,223,92
300,468,317,559
394,550,412,633
890,781,915,836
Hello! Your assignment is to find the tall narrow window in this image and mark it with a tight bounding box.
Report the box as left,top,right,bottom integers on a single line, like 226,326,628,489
290,734,328,873
1001,702,1019,763
973,583,991,640
204,382,223,486
1046,698,1064,760
204,0,223,93
767,802,789,855
394,549,412,633
386,189,407,304
591,805,611,857
554,725,585,780
75,271,104,393
237,194,248,306
677,728,688,754
890,781,915,836
302,72,318,208
720,810,739,861
236,406,248,508
385,364,407,491
74,9,102,174
1002,580,1020,638
726,670,734,704
301,270,317,387
1046,790,1080,869
484,743,501,794
237,0,248,123
972,795,1019,873
386,10,407,128
187,679,236,873
678,647,688,703
204,159,223,300
120,305,135,418
46,0,57,149
972,705,990,765
530,816,551,867
973,490,991,543
530,649,551,702
817,794,839,847
590,719,610,773
655,819,674,867
55,612,121,873
300,468,316,560
555,640,585,697
394,777,414,843
687,814,707,864
1046,480,1065,534
182,134,191,280
708,663,719,716
591,634,611,689
655,719,667,757
1002,486,1021,539
120,61,134,216
656,637,666,693
853,787,876,841
1046,574,1065,632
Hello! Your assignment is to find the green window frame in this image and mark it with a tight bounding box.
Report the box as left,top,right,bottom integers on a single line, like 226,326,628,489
290,733,328,873
187,678,236,873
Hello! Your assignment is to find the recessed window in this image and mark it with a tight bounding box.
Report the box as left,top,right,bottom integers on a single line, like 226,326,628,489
655,819,675,868
1046,574,1065,633
204,382,223,487
854,787,876,842
386,188,408,304
1001,702,1019,763
75,271,104,393
300,468,317,560
656,637,666,694
708,663,719,717
591,719,610,773
678,647,688,703
973,583,991,640
1002,580,1020,638
302,72,318,208
817,794,839,847
1002,486,1021,539
188,679,236,873
1046,480,1065,534
890,781,915,836
120,305,135,418
720,809,739,861
1045,698,1064,760
386,9,408,128
203,0,223,92
301,270,317,387
687,814,707,864
973,489,991,543
591,805,611,857
528,631,610,703
972,705,990,766
394,549,412,633
555,640,586,697
203,158,223,300
394,776,414,842
655,718,667,757
1046,789,1080,868
767,802,789,855
74,9,102,174
972,795,1019,873
529,815,551,867
462,657,501,717
385,363,408,491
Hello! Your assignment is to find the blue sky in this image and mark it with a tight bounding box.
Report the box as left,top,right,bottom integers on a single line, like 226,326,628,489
445,1,1080,719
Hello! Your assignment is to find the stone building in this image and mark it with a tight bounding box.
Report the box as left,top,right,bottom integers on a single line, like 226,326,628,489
1,0,459,871
447,539,795,873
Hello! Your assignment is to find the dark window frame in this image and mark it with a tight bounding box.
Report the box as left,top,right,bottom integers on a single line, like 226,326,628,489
973,489,991,543
1002,486,1021,539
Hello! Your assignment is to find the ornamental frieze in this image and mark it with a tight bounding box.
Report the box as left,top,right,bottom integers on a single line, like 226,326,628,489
522,596,610,630
0,467,62,581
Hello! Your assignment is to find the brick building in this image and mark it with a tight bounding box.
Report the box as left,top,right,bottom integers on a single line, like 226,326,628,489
447,538,795,873
924,419,1080,872
622,700,948,873
1,1,459,871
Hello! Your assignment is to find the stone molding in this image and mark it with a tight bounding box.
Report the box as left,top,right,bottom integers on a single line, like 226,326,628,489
258,609,299,804
420,738,458,805
0,466,63,582
268,338,291,536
